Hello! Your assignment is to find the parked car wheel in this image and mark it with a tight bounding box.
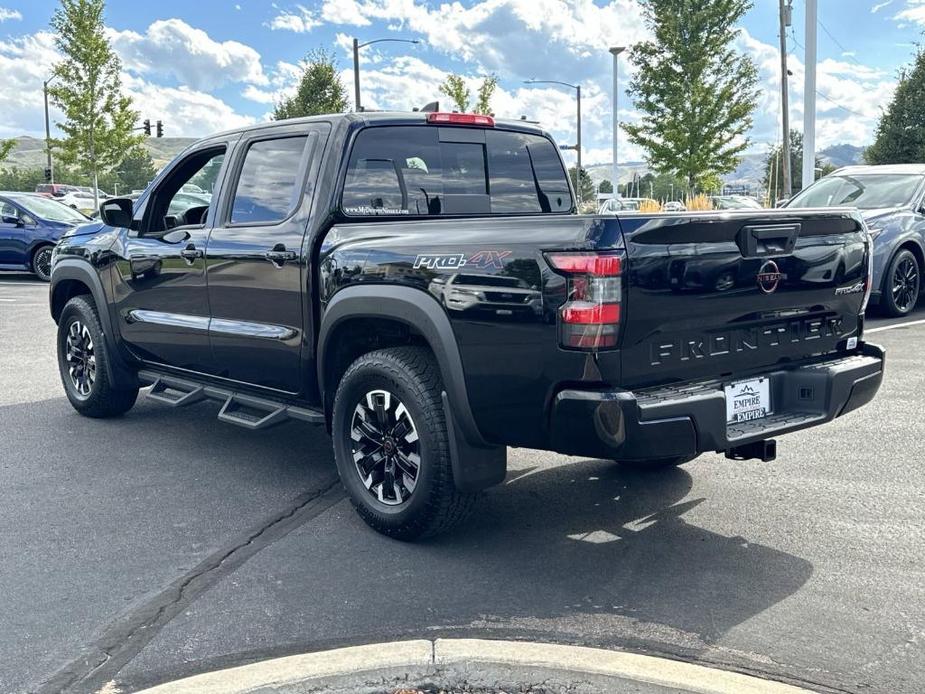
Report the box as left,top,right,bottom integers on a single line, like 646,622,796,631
613,456,698,471
332,346,477,540
31,245,54,282
57,296,138,418
881,248,921,317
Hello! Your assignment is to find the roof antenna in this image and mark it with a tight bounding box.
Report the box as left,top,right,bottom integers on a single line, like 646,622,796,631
420,101,440,112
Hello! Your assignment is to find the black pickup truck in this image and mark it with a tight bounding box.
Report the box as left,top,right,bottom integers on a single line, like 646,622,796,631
49,111,885,539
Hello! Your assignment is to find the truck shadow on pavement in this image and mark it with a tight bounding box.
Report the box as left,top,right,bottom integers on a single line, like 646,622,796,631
125,455,816,691
431,460,815,649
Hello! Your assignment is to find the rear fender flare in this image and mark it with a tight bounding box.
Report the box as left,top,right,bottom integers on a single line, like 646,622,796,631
317,285,506,492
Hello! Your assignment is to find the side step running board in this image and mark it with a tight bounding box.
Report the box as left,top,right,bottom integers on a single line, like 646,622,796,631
138,369,325,430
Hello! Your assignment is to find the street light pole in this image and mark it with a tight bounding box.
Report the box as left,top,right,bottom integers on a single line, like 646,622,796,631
352,37,420,112
609,46,625,198
352,38,361,112
576,84,582,186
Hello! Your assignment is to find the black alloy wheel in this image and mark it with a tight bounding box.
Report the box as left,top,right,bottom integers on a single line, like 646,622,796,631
65,319,96,398
884,249,921,317
32,246,53,282
57,295,138,418
350,388,421,506
331,346,477,540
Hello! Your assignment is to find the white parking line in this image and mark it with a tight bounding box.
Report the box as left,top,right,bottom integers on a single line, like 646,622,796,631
867,318,925,333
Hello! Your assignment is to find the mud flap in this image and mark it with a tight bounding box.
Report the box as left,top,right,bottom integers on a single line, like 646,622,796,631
441,391,507,492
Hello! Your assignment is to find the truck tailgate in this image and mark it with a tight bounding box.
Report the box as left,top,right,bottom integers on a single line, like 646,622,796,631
615,210,869,389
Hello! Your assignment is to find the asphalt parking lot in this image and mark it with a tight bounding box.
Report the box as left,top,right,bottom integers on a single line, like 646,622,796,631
1,273,923,694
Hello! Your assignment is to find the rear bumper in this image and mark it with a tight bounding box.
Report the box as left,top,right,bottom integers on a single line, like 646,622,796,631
549,342,885,461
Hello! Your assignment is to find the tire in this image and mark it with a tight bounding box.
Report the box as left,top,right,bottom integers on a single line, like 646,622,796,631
332,346,477,540
57,295,138,418
31,245,54,282
881,248,921,317
613,456,698,471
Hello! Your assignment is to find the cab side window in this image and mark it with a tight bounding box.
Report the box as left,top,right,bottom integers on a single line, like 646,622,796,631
230,136,308,225
144,147,226,234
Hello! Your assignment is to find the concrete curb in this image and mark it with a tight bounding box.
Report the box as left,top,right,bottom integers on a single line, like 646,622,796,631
132,638,816,694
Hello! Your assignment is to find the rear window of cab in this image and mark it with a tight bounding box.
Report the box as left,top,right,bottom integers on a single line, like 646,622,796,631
341,125,572,217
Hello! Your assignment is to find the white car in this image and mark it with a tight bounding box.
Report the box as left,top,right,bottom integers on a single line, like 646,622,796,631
662,201,687,212
59,192,99,215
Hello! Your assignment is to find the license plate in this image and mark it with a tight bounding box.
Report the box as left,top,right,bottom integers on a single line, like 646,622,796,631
725,377,772,424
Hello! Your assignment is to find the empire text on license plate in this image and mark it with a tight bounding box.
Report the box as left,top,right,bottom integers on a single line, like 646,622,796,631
725,377,772,424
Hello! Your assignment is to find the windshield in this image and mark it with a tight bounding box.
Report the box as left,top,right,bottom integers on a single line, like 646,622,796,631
11,195,89,223
787,174,924,210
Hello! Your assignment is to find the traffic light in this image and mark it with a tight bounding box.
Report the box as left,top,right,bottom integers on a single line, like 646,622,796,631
156,120,163,138
142,119,151,136
43,168,51,182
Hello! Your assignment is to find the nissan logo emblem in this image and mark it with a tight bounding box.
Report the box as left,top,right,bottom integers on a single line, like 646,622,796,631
757,260,785,294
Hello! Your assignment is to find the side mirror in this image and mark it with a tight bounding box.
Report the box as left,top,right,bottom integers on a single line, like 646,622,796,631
1,215,19,225
100,198,133,228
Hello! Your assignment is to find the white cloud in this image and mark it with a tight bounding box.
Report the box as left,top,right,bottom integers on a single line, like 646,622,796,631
122,74,258,137
0,7,22,21
317,0,648,81
871,0,894,12
895,0,925,25
267,4,321,32
321,0,372,25
108,19,268,89
0,31,61,138
737,28,895,152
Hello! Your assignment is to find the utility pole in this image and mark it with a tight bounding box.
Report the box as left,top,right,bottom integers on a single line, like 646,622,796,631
778,0,792,198
609,46,625,198
802,0,818,190
43,76,57,184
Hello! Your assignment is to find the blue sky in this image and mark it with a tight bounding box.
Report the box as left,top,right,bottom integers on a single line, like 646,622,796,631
1,0,923,170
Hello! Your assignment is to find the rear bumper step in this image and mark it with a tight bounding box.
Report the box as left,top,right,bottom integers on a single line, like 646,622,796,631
548,342,885,461
138,370,324,430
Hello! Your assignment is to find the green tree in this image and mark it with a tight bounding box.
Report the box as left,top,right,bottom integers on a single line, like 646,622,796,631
0,167,47,192
114,147,157,193
439,74,498,114
49,0,143,210
274,49,348,119
598,179,613,194
0,139,16,165
474,74,498,114
866,47,925,165
762,130,834,202
622,0,759,191
568,166,595,204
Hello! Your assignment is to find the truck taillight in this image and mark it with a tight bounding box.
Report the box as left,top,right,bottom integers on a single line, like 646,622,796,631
861,226,874,317
545,251,624,351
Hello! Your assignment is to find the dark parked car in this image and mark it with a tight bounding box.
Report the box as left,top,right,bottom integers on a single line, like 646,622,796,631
49,112,883,539
785,164,925,316
0,192,89,281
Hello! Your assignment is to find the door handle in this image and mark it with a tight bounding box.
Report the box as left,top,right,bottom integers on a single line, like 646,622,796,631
264,244,298,266
180,245,203,263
